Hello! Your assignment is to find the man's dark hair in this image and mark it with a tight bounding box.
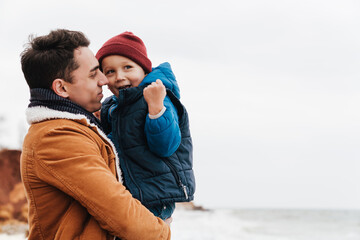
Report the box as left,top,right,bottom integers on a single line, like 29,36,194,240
20,29,90,89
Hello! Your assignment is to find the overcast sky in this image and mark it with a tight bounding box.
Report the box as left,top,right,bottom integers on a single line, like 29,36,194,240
0,0,359,209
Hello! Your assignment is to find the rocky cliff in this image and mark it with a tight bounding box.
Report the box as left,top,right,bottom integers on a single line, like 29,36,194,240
0,149,28,234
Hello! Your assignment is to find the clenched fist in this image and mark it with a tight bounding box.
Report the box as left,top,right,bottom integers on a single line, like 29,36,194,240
143,79,166,115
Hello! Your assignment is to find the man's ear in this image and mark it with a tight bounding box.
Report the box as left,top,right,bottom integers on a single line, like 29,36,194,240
52,79,69,98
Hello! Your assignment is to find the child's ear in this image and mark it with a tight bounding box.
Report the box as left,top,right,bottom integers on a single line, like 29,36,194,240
52,79,69,98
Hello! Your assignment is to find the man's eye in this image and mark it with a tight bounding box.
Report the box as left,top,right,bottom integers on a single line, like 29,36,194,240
90,72,97,78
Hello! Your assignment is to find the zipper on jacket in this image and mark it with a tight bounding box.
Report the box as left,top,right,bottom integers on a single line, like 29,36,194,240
181,184,188,200
162,158,189,200
115,110,143,202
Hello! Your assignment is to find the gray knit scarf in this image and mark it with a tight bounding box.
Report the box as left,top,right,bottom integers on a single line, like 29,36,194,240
29,88,103,130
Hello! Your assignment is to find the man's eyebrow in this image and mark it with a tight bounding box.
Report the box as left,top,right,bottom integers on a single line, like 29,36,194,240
90,65,100,72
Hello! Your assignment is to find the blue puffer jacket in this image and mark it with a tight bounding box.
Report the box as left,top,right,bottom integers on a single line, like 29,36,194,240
101,62,195,207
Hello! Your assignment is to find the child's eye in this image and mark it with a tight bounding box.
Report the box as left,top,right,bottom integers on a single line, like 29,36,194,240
105,70,114,75
124,65,132,70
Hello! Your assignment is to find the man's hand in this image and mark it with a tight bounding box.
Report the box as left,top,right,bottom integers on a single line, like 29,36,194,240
164,217,173,226
143,79,166,115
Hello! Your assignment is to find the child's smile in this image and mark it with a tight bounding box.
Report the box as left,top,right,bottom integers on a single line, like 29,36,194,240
119,84,132,90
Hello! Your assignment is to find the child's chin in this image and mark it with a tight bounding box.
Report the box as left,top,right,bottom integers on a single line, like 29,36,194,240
119,85,132,90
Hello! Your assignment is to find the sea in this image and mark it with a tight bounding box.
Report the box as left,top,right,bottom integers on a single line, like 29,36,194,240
1,208,359,240
171,208,360,240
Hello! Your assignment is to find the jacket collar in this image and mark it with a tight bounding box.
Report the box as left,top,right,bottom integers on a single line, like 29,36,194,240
25,106,123,183
26,106,91,125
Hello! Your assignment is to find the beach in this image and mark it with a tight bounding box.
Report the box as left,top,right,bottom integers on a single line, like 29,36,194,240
1,208,360,240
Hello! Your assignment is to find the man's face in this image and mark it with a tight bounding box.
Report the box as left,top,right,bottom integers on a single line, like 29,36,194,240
65,47,108,113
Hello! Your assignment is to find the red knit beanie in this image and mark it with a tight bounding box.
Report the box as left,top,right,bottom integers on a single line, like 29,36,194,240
96,32,152,73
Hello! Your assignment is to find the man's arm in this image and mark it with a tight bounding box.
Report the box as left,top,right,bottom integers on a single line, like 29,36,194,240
34,127,170,240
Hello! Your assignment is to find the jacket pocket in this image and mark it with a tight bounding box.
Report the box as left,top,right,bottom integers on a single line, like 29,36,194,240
161,158,188,200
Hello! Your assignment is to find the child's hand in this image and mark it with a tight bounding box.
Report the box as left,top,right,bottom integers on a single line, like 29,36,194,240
143,79,166,115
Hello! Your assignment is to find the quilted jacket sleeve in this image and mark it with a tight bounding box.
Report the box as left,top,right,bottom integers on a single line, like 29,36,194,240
144,95,181,157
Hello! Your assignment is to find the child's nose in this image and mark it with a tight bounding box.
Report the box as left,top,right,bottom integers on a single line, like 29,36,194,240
116,71,126,80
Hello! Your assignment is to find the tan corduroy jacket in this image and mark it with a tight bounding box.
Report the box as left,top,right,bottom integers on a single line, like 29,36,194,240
21,106,170,240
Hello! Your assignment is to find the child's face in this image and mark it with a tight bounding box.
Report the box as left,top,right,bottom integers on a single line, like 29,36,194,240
101,55,146,97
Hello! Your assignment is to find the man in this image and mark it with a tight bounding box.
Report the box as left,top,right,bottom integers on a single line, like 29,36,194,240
20,29,171,240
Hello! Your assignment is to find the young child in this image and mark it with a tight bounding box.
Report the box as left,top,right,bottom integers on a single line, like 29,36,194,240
96,32,195,221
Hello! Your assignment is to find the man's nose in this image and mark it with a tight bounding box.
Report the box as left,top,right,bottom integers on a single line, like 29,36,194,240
98,71,109,86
